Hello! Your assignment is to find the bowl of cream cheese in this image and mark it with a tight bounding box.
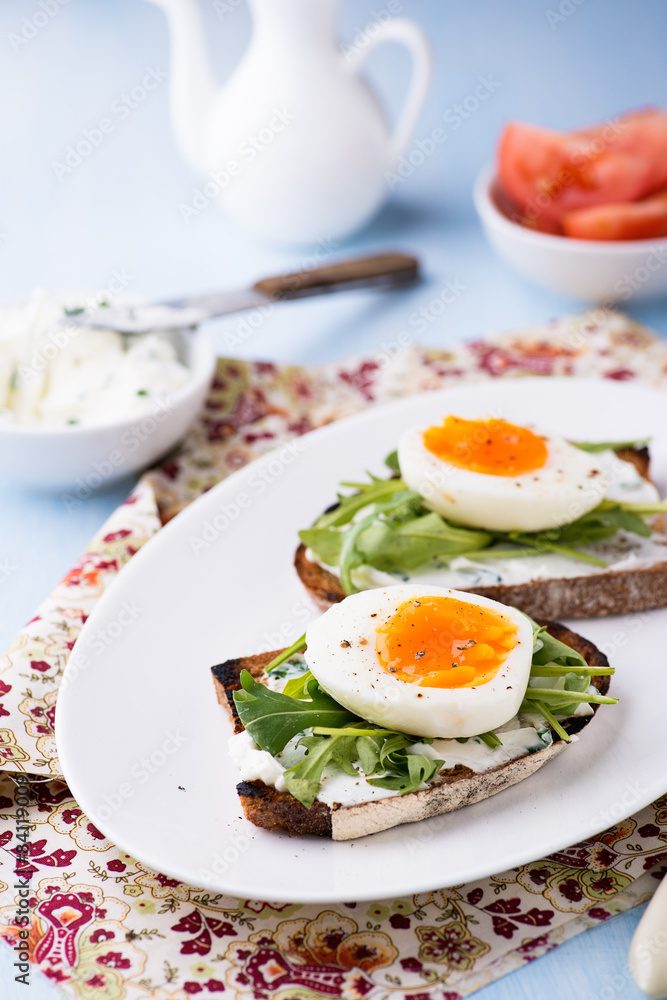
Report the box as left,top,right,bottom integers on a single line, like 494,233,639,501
0,291,216,491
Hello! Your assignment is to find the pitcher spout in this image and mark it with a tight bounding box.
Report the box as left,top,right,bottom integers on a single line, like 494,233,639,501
145,0,217,171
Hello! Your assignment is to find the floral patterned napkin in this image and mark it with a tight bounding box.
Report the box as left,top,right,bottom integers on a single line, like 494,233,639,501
1,307,666,999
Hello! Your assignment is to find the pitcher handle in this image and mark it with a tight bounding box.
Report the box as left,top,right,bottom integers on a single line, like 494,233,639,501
345,17,433,169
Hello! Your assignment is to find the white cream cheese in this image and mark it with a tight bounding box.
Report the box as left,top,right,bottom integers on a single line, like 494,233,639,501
413,725,552,773
228,730,288,792
0,290,191,427
316,770,400,807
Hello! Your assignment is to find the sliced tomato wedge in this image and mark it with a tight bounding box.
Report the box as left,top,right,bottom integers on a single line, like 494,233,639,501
563,187,667,240
498,109,667,227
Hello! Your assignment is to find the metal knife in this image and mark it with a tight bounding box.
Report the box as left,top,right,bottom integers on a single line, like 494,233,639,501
66,252,420,334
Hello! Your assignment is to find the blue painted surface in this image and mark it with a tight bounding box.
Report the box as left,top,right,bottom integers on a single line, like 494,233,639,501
1,0,667,995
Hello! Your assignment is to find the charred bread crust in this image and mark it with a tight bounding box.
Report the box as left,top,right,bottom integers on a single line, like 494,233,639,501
212,650,333,836
235,780,332,837
212,623,610,839
294,543,346,611
211,650,282,733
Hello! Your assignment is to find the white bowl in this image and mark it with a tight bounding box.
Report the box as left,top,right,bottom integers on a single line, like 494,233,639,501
0,326,216,493
473,164,667,303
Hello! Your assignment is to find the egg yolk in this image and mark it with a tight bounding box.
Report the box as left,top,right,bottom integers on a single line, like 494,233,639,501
375,595,518,688
423,416,548,476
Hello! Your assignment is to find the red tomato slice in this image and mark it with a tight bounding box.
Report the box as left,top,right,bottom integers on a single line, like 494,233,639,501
562,187,667,240
498,109,667,227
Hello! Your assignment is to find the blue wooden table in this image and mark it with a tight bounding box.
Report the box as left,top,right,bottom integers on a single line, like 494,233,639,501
1,0,666,995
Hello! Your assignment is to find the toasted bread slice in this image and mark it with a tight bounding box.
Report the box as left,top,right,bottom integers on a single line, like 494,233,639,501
212,623,610,840
295,446,667,619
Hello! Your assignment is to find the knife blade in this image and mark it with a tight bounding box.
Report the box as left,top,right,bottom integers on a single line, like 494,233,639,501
66,252,420,334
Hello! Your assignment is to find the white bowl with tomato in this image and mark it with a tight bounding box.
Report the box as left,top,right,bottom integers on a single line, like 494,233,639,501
474,109,667,303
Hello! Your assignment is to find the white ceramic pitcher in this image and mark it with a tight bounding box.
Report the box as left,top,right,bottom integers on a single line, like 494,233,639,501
147,0,432,245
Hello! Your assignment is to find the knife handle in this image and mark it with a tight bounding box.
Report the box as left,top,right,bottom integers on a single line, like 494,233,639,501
252,252,420,301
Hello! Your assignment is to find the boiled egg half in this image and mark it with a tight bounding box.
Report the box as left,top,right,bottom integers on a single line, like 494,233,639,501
398,415,604,532
304,584,534,738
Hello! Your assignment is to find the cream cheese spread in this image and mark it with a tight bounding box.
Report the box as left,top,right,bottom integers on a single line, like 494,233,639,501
0,290,191,427
347,531,667,591
228,730,288,792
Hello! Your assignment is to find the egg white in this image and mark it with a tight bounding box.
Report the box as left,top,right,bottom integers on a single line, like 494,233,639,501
398,421,605,532
304,585,534,739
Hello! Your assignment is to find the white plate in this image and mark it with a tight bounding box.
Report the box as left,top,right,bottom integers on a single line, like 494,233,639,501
56,377,667,903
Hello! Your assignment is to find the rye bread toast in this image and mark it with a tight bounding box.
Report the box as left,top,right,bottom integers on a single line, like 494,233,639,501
294,446,667,618
212,622,610,840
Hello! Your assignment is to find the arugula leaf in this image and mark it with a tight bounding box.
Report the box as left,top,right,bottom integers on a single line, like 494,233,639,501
298,528,343,566
339,491,423,594
522,685,617,711
483,503,661,566
530,621,588,669
368,751,442,791
282,669,315,699
528,664,614,676
492,535,608,567
523,699,572,743
265,634,307,674
339,510,380,595
572,438,650,453
356,734,381,773
558,501,652,541
284,733,360,808
385,449,401,473
314,478,408,530
357,512,492,573
612,501,667,515
233,670,359,755
478,731,503,749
